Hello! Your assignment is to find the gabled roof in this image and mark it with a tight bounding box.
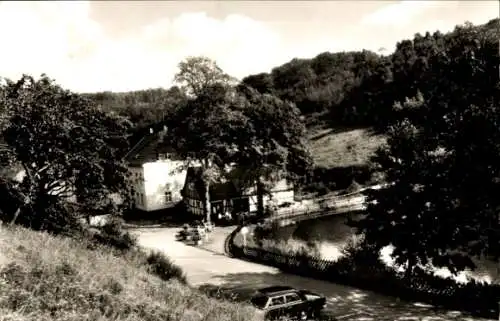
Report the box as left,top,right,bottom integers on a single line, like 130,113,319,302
124,128,179,167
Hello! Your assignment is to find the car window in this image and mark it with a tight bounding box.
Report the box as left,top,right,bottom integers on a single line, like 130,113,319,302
270,296,286,306
285,293,302,303
251,296,269,309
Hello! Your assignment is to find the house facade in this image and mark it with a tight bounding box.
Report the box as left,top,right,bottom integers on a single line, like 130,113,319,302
182,166,295,220
126,128,188,212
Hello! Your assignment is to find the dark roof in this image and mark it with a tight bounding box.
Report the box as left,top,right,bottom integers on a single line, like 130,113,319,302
183,166,207,199
257,286,296,295
124,130,179,166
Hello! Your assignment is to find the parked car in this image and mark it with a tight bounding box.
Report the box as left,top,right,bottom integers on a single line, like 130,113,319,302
250,286,326,320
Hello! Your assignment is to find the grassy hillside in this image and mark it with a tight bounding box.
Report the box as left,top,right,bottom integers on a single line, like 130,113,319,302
308,127,386,169
0,226,259,321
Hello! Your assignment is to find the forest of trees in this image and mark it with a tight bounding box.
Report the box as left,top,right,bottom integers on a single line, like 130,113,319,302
86,18,498,137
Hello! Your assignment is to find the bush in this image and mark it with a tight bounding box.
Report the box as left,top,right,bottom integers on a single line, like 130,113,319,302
89,216,137,252
8,198,85,237
345,180,362,194
144,251,187,284
302,181,330,196
252,221,286,246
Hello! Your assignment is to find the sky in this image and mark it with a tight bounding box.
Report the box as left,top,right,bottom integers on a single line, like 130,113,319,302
0,1,497,93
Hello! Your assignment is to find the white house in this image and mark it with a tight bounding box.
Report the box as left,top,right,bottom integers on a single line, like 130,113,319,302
125,127,188,212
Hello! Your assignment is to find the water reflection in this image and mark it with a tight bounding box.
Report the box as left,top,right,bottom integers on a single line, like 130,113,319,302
258,213,499,285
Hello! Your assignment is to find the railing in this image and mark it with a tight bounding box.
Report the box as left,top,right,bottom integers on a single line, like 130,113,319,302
269,190,369,223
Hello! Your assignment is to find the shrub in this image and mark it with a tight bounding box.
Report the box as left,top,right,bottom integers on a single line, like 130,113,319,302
144,251,187,284
89,216,137,252
303,181,330,196
345,180,362,194
10,198,85,237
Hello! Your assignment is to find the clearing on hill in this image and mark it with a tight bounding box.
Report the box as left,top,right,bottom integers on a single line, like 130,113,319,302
308,127,387,169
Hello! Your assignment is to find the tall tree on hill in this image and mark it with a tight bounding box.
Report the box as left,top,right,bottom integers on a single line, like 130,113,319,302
0,75,132,233
351,21,500,276
174,56,236,98
167,57,313,222
169,57,239,223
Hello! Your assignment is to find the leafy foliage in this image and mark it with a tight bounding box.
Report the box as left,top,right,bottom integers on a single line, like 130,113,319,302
242,19,498,131
84,86,188,146
174,56,237,97
166,57,313,217
352,20,500,275
0,75,133,232
144,251,187,284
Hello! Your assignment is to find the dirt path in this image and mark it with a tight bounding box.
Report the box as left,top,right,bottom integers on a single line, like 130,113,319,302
132,227,494,321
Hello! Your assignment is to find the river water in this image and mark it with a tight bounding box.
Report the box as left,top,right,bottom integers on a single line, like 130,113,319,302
267,213,499,284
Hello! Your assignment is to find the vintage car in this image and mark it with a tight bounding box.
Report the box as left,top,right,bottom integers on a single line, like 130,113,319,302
250,286,327,320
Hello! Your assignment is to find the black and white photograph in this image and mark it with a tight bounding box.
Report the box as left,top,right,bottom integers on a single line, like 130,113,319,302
0,1,498,320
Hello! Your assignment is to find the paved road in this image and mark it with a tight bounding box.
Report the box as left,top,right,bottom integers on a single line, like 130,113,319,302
132,227,494,321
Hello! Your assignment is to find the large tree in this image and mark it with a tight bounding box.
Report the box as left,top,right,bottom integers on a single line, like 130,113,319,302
0,75,132,232
167,57,313,223
169,57,239,223
235,85,313,215
174,56,236,97
352,21,500,276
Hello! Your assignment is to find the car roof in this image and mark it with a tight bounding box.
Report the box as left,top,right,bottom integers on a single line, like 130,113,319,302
257,286,297,295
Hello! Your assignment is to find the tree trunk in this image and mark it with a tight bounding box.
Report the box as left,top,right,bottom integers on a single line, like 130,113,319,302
405,256,416,280
256,177,264,217
9,207,21,226
204,179,211,225
202,159,212,225
10,195,30,226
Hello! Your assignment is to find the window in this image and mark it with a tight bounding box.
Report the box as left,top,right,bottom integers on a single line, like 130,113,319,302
270,296,285,307
165,191,172,203
285,293,302,304
137,193,144,206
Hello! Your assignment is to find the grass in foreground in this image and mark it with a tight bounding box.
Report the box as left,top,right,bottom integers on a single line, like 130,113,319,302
308,127,386,169
0,226,260,321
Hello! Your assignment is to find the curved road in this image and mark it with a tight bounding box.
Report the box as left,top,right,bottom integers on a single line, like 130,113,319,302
132,227,494,321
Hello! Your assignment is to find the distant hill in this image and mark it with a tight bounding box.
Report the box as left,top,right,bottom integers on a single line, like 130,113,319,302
243,18,499,130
